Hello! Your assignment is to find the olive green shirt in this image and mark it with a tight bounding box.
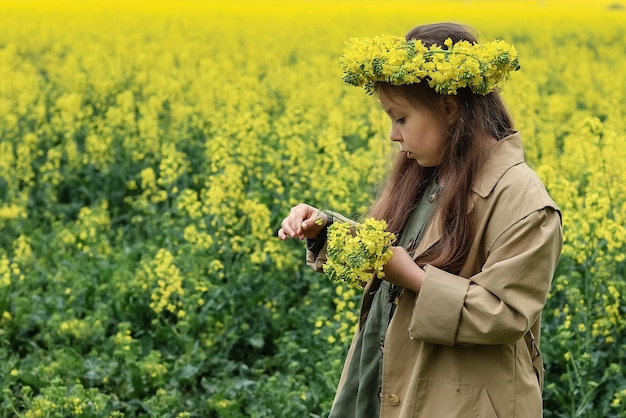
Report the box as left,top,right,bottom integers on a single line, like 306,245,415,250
328,180,441,418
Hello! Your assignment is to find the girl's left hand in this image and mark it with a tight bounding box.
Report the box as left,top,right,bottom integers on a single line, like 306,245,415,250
277,203,328,241
383,247,425,293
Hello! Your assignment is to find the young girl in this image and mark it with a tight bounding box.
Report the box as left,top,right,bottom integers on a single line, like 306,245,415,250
278,22,562,418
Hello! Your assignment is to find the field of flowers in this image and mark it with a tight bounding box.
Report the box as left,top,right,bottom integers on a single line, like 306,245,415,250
0,0,625,416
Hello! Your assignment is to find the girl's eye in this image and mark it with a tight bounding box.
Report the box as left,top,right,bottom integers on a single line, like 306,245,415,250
395,117,405,124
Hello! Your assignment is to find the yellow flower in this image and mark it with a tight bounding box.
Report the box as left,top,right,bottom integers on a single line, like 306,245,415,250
0,204,24,219
340,35,519,95
324,218,396,288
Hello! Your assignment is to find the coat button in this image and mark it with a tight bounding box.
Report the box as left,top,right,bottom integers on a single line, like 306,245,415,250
387,394,400,406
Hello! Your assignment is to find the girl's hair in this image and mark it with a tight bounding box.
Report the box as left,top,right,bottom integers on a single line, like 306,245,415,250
368,22,515,274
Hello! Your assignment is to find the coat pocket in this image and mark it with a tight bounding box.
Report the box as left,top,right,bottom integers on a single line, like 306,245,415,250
412,378,498,418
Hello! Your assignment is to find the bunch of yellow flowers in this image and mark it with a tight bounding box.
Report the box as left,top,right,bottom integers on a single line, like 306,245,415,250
340,35,520,95
324,218,396,288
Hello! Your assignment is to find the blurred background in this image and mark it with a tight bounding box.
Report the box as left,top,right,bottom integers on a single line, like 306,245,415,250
0,1,625,416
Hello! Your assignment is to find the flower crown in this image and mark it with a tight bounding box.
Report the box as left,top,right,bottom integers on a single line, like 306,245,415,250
339,34,520,95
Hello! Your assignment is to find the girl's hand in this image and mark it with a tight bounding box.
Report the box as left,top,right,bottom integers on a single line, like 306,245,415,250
383,246,425,294
278,203,328,241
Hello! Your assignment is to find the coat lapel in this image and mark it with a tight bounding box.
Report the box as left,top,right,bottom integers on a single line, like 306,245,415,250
358,277,382,328
408,132,526,263
410,195,479,263
411,211,443,262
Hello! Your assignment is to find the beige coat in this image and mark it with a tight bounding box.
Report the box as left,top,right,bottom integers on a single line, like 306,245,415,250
307,132,563,418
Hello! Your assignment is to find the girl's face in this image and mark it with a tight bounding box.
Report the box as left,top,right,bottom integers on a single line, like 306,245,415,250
378,89,449,167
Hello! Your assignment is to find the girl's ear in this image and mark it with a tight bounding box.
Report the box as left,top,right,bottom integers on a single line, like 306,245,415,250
440,95,459,122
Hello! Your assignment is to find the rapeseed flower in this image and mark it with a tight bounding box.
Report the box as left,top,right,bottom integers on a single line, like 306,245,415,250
340,35,519,95
324,218,396,288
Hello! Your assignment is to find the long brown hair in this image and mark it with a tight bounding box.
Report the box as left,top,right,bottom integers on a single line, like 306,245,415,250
368,22,515,274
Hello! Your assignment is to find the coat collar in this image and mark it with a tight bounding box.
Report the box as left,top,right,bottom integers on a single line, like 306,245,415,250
471,131,525,198
412,131,525,260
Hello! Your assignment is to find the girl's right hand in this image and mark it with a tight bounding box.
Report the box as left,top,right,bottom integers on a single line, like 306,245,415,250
277,203,328,241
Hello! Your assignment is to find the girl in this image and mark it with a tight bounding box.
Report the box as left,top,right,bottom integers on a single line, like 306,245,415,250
278,22,562,418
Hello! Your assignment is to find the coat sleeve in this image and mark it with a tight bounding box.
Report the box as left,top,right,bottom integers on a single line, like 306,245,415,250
408,207,563,346
306,241,328,273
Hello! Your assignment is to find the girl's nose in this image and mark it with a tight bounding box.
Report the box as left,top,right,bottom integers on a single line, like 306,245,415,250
389,125,401,142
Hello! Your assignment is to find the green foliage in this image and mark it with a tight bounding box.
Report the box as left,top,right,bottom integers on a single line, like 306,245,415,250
0,1,625,417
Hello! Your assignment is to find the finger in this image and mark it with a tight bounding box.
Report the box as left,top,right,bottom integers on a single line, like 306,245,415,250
292,206,307,235
303,210,324,231
281,218,297,238
277,228,287,240
292,204,312,236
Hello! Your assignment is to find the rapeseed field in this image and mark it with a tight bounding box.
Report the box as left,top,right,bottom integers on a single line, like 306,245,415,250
0,1,625,416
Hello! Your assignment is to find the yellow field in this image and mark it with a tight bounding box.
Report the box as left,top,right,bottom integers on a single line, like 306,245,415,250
0,1,625,416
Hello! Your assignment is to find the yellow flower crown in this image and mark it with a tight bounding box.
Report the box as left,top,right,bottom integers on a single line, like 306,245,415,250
340,34,520,95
